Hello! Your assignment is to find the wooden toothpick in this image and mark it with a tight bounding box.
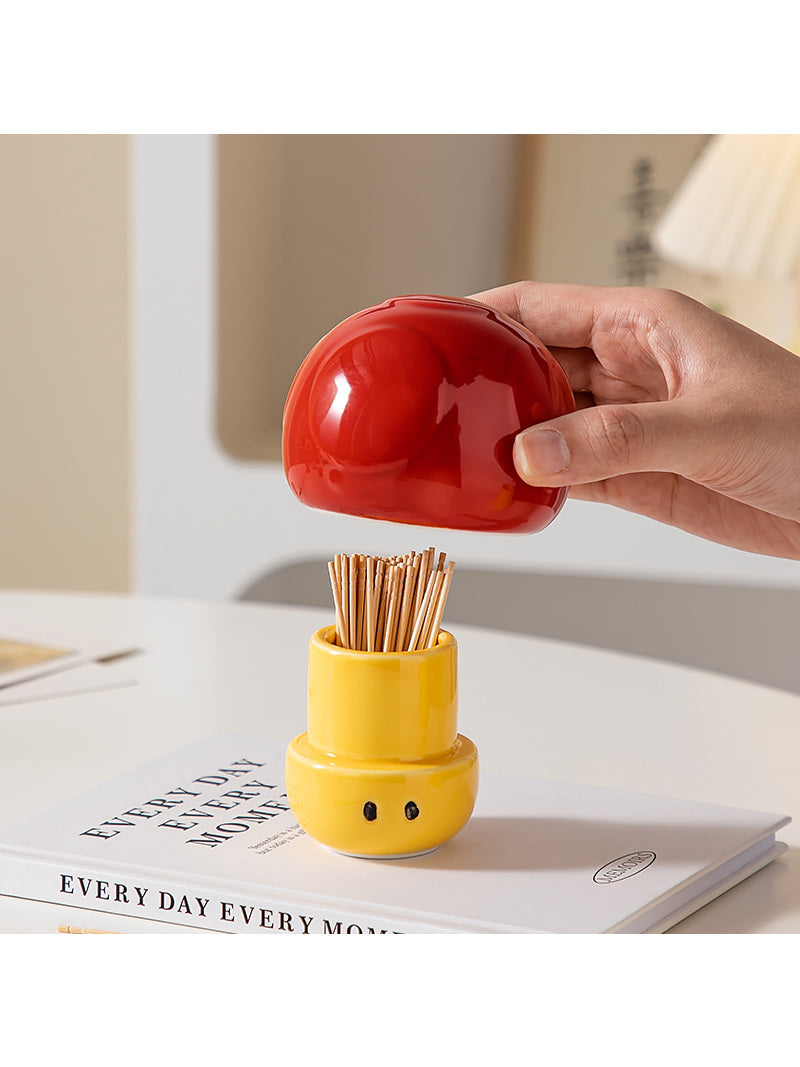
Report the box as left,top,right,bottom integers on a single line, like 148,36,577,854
326,547,455,653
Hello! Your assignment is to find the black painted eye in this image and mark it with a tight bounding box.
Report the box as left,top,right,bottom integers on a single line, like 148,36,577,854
404,801,419,821
363,801,378,822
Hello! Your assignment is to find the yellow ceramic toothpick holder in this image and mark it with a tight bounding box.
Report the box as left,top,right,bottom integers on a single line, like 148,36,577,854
285,626,479,858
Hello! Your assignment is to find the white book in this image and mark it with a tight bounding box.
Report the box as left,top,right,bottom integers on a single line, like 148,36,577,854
0,637,86,689
0,732,789,934
0,636,140,702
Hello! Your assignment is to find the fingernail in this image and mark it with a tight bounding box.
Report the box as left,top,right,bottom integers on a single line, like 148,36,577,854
514,428,570,479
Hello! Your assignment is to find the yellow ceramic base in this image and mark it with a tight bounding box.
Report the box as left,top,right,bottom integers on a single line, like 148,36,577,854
285,625,479,858
286,731,478,858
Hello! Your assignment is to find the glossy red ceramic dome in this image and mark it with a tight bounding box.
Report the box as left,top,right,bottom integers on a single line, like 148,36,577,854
282,294,575,533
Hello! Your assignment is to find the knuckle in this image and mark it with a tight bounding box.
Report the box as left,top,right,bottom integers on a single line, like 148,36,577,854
646,287,696,317
591,405,645,466
642,288,704,340
650,287,691,310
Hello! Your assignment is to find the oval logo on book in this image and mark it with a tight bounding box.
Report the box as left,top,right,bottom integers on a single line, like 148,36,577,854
593,851,656,884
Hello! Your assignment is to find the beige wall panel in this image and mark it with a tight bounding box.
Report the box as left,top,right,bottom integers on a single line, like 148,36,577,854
0,135,130,592
217,134,519,462
516,134,795,345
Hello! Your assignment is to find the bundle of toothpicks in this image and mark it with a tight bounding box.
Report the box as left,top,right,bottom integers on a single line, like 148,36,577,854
327,547,456,652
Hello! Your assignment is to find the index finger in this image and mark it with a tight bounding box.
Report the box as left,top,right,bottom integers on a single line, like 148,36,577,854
469,280,649,350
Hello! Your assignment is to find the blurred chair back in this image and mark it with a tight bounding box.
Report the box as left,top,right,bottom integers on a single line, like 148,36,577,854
241,559,800,696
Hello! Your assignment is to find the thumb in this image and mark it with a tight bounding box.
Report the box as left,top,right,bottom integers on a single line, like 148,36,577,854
513,400,704,487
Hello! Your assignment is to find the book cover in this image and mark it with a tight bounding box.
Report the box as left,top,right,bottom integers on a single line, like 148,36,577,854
0,637,79,688
0,636,139,702
0,732,790,934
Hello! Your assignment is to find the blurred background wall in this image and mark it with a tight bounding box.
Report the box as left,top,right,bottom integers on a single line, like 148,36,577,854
0,135,130,593
216,134,519,463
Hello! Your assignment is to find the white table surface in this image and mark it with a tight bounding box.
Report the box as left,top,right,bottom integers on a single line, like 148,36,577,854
1,590,798,934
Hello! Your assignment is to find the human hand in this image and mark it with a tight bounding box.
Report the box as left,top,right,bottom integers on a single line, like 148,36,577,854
470,282,800,559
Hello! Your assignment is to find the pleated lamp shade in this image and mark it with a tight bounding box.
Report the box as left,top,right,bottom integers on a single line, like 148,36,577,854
652,135,800,282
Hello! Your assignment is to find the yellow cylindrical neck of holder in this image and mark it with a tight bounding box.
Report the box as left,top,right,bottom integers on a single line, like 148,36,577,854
307,626,458,761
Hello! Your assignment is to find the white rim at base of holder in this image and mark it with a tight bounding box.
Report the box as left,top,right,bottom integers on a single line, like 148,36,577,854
323,844,440,861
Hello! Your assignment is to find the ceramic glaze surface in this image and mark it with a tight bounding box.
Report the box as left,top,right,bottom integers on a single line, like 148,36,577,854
306,626,458,761
285,732,478,858
285,627,479,858
282,294,575,533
